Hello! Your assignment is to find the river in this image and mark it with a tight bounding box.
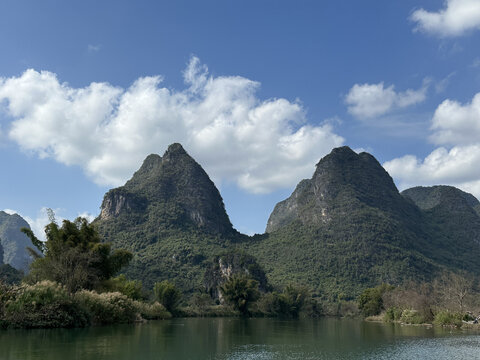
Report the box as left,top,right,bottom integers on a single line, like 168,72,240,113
1,318,479,359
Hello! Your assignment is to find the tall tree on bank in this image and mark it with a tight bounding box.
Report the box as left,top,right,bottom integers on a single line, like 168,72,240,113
22,213,132,293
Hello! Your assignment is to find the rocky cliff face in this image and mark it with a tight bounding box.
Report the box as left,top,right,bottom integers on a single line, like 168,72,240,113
266,146,416,233
0,211,34,272
98,143,234,235
203,251,269,302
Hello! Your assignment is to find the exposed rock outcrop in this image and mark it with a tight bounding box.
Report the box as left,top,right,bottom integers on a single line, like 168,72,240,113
0,211,34,272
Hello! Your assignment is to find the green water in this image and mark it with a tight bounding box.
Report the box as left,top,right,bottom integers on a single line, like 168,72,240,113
1,318,479,360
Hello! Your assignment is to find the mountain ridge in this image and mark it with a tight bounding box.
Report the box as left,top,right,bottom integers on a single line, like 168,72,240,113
95,144,480,298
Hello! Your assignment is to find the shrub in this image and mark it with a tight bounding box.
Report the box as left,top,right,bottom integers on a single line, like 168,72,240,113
434,310,463,327
384,307,403,322
2,281,89,329
400,309,425,324
100,275,143,300
189,293,215,312
258,285,316,318
75,290,137,325
153,280,182,313
132,301,171,320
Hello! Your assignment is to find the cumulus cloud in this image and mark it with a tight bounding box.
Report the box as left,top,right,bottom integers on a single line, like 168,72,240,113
384,92,480,199
0,57,344,194
429,93,480,145
345,81,428,119
411,0,480,37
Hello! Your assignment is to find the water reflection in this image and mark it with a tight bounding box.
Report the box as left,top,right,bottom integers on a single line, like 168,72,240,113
0,318,478,360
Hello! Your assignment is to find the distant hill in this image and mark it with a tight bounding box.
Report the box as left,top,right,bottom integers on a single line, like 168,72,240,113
402,185,480,218
402,185,480,258
0,211,34,272
95,144,480,299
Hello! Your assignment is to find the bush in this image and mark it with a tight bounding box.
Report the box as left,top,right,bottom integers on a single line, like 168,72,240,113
153,280,182,313
75,290,137,325
2,281,89,329
384,307,403,322
189,293,215,312
400,309,425,324
132,301,171,320
100,275,143,300
257,285,316,318
434,310,463,327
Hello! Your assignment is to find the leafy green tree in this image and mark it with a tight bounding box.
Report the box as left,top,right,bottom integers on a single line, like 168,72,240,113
259,284,314,317
153,280,182,313
357,284,394,317
220,275,260,316
22,216,132,293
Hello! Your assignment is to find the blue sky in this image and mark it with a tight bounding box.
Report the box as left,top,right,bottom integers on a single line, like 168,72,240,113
1,0,480,236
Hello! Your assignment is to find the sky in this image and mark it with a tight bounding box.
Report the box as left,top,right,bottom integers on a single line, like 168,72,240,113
1,0,480,237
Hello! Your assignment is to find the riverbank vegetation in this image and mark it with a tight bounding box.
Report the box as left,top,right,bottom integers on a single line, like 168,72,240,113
359,272,480,328
2,214,480,330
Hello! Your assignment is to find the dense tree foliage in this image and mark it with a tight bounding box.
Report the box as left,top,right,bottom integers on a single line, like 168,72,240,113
220,275,260,315
357,284,394,317
23,217,132,292
259,284,314,317
153,280,182,313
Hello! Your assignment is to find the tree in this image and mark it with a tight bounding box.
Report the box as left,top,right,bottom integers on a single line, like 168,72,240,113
153,280,182,313
22,216,132,293
433,271,474,312
220,275,260,316
357,284,394,317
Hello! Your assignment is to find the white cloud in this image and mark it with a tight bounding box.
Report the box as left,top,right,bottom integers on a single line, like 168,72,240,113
78,212,96,223
87,44,101,53
3,209,17,215
429,93,480,146
384,92,480,199
0,57,344,194
345,81,428,119
411,0,480,37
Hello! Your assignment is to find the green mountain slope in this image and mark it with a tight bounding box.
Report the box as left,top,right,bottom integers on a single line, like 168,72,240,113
248,148,480,299
0,211,34,272
95,143,242,291
95,144,480,299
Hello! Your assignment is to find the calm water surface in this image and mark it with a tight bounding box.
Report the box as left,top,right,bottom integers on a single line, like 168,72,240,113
1,318,480,360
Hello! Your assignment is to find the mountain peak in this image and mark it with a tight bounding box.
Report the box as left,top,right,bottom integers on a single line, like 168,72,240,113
98,143,235,235
266,146,412,233
165,142,187,156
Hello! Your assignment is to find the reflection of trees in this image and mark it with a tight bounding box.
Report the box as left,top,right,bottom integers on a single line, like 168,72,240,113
0,318,458,359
